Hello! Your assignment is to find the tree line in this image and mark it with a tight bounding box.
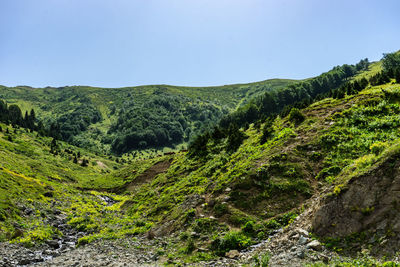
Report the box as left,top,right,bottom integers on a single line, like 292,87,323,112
0,100,39,132
188,58,372,158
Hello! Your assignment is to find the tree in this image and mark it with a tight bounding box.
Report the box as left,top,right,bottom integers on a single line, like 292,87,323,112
395,68,400,84
288,108,305,124
382,52,400,74
226,123,247,153
50,138,58,154
81,158,88,167
8,105,23,125
260,117,274,144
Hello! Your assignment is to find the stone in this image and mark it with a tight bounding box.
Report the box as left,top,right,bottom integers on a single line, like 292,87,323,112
297,249,305,259
190,232,200,238
225,249,240,258
197,247,208,253
291,233,299,239
297,228,309,237
319,254,329,263
307,240,322,251
298,236,308,245
46,239,60,249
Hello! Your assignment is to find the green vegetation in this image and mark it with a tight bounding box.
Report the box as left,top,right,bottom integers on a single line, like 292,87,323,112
0,79,295,155
2,50,400,265
189,59,370,158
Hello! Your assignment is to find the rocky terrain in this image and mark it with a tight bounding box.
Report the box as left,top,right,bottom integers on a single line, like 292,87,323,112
0,195,335,267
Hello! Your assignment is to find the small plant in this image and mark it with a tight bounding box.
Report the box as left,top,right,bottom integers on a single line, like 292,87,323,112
213,202,229,217
241,220,256,236
333,185,343,196
370,141,388,156
361,206,375,216
253,251,270,267
179,231,190,241
184,238,195,254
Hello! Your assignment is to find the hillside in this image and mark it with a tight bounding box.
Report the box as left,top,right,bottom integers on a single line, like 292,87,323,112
1,51,400,266
0,79,295,155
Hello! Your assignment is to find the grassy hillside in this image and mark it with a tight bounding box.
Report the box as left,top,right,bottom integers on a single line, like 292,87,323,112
0,124,166,246
101,54,400,262
2,51,400,265
0,79,295,155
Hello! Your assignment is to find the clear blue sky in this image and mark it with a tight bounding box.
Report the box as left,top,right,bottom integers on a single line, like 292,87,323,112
1,0,399,88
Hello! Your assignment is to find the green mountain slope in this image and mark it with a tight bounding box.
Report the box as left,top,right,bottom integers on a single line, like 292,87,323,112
0,79,296,155
1,51,400,266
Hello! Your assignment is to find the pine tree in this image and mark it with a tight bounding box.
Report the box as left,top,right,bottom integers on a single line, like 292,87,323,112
81,158,88,167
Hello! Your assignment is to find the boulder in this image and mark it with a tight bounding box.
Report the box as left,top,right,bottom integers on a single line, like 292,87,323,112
225,249,240,258
307,240,322,251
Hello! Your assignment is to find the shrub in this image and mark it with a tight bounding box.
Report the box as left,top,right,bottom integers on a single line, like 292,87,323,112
211,231,251,255
241,220,256,236
370,141,388,156
213,203,229,217
288,108,305,124
184,238,195,254
193,218,221,234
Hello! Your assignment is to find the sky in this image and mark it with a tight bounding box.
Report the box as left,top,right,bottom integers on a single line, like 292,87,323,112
0,0,399,88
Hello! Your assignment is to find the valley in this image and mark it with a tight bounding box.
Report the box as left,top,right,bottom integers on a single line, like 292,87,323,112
1,51,400,266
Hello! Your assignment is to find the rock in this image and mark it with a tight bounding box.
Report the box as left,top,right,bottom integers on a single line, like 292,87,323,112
46,239,60,249
225,249,240,259
191,232,200,238
225,187,232,192
297,228,309,237
307,240,322,251
222,196,231,202
297,249,305,259
19,258,33,265
298,236,308,245
197,247,208,253
319,254,329,263
291,233,299,239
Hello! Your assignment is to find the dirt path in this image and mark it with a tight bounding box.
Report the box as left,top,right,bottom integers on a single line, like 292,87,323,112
125,160,171,192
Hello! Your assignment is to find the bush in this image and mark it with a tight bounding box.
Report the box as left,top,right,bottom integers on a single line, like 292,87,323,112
213,203,229,217
288,108,305,124
211,231,251,255
370,141,388,156
184,238,195,254
241,221,256,236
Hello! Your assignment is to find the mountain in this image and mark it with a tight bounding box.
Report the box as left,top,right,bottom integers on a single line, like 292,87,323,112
0,79,295,155
1,51,400,266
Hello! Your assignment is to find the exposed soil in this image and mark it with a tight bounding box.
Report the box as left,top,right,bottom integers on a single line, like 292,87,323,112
125,160,171,192
111,159,172,194
96,161,108,169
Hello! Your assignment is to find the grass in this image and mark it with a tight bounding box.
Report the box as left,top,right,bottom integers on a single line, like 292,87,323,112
2,57,400,264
